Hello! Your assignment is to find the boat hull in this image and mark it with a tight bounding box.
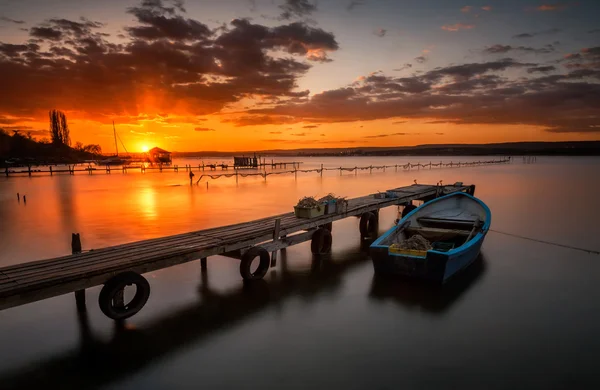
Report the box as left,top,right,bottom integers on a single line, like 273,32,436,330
370,192,490,284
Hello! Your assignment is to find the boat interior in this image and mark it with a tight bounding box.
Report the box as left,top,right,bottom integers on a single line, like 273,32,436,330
380,194,487,253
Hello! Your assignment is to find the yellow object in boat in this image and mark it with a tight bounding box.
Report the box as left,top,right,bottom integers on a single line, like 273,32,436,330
389,244,427,257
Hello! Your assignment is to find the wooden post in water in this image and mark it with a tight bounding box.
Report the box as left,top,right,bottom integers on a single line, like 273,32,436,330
340,166,342,176
271,219,281,267
370,165,373,174
355,166,358,176
28,166,32,177
50,166,53,176
72,233,86,312
200,257,207,271
320,164,323,177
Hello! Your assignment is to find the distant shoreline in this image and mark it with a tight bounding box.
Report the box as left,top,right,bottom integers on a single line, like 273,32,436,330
172,141,600,158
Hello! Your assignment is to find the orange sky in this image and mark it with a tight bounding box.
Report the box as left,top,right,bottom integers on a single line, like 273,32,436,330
1,0,599,152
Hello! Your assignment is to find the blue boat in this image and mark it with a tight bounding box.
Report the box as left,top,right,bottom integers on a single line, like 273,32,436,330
370,192,491,283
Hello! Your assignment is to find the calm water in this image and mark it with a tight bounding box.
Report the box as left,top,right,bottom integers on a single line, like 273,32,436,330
1,156,599,389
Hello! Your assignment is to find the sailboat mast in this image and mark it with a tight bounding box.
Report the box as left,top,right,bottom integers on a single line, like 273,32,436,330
113,121,119,156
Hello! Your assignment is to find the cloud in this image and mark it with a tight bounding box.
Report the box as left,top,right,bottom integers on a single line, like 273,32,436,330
246,56,600,133
279,0,317,20
0,16,25,24
527,65,557,73
0,2,339,124
269,131,282,134
414,55,427,63
392,121,407,124
441,23,475,32
481,6,492,11
513,28,561,38
393,63,412,72
483,44,556,54
346,1,366,11
535,3,569,11
194,127,215,131
461,6,472,13
291,132,306,136
436,132,445,135
588,29,600,34
373,28,386,37
364,132,408,138
302,124,319,128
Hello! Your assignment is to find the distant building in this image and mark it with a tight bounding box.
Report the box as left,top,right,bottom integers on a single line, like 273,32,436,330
147,147,172,164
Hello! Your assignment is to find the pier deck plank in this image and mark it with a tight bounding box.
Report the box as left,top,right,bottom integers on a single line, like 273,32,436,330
0,184,469,311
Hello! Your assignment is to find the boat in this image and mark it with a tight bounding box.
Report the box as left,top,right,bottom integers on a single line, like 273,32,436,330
95,121,129,166
370,192,491,283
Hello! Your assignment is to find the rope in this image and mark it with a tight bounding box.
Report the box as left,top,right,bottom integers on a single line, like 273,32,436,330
489,229,600,255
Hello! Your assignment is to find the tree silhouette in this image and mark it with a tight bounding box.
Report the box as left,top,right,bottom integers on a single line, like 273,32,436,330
49,109,71,146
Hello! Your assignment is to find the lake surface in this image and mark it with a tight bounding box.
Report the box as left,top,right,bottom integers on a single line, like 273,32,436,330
1,156,599,389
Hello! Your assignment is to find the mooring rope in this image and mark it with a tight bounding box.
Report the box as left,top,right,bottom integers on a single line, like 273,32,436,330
489,229,600,255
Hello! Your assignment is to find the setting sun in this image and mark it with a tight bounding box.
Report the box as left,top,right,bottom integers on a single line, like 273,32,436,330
141,145,149,153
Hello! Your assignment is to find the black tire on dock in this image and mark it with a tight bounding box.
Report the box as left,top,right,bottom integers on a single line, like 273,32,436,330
240,247,270,280
359,212,378,238
311,228,333,255
401,204,417,218
98,272,150,321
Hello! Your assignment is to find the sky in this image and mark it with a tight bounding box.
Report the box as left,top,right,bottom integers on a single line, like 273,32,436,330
0,0,599,152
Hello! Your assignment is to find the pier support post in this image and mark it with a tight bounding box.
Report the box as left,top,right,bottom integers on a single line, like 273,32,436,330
201,257,207,270
271,219,281,267
50,166,53,176
320,164,323,177
71,233,86,312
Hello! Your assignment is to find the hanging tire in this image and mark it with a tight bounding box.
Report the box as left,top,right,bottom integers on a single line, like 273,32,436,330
240,247,270,280
98,272,150,320
311,228,333,255
359,212,378,238
401,204,417,218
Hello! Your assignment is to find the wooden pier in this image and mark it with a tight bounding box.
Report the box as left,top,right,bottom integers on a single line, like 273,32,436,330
0,183,474,320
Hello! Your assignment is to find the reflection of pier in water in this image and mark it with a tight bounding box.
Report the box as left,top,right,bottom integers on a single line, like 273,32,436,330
0,246,486,389
369,255,487,314
0,245,370,390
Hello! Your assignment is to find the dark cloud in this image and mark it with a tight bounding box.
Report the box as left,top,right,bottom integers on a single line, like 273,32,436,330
364,132,408,138
0,16,25,25
247,56,600,133
513,28,561,39
393,63,412,72
30,26,63,40
435,133,445,135
291,132,306,136
527,65,557,73
126,0,211,41
483,44,556,55
414,55,427,63
279,0,316,20
302,124,319,128
269,131,282,134
0,3,338,124
373,28,386,37
589,29,600,34
346,1,366,11
392,121,407,124
194,127,215,131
